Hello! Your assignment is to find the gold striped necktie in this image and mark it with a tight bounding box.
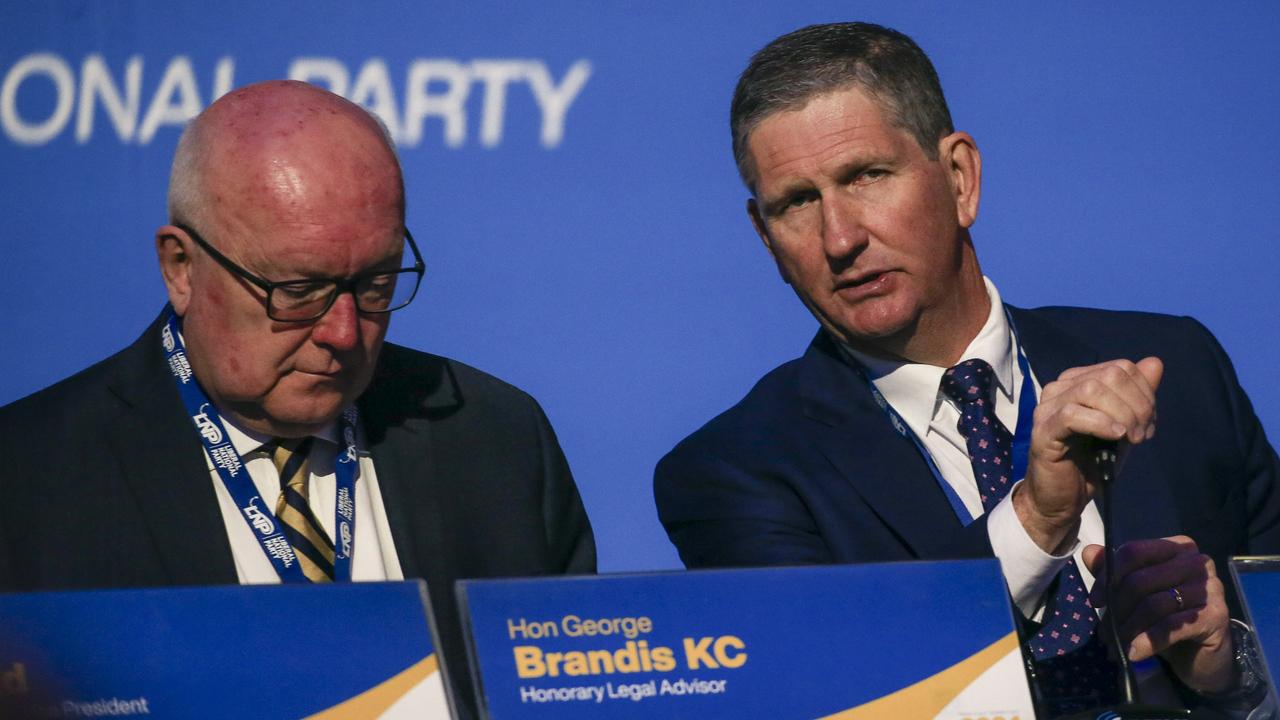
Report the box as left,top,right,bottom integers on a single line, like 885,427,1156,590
272,437,336,582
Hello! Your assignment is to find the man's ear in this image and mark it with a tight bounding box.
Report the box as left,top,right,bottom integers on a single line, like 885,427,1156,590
937,131,982,229
156,225,194,316
747,198,792,284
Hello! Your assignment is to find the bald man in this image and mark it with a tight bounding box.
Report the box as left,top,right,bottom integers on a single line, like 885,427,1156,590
0,81,594,719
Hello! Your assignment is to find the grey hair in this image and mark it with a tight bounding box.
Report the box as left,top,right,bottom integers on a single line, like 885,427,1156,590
166,113,212,230
730,22,954,191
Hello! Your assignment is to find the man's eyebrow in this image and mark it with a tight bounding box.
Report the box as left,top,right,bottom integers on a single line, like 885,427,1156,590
833,157,886,183
758,178,816,213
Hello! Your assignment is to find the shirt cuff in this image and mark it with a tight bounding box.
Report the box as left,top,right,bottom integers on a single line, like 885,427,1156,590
987,482,1078,617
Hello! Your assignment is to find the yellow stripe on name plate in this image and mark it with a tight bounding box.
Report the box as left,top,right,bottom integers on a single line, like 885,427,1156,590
306,655,443,720
818,632,1032,720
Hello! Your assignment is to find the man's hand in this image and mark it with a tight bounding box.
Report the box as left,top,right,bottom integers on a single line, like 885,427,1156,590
1013,357,1163,553
1083,537,1237,693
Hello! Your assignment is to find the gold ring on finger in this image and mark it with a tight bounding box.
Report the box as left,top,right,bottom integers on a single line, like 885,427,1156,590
1169,586,1185,611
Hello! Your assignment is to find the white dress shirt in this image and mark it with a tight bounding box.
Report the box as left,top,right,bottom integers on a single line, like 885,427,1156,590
204,413,404,583
843,278,1104,618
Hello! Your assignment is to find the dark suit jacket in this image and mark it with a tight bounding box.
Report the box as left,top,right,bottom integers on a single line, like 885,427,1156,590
655,306,1280,619
0,311,596,720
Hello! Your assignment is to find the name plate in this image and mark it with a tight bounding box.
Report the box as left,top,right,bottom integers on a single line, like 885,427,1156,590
458,561,1033,719
1230,556,1280,699
0,581,452,719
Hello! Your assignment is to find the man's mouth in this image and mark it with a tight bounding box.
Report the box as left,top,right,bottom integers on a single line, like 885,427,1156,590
296,365,344,378
836,269,894,292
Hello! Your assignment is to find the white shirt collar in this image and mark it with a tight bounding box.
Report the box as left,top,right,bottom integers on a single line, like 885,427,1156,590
842,277,1014,440
219,412,340,457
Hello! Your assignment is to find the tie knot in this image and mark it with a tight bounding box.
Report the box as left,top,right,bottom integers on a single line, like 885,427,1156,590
940,358,997,406
271,436,314,479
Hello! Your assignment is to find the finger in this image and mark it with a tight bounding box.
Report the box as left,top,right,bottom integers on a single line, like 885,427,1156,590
1110,536,1198,580
1126,608,1204,662
1117,576,1211,647
1036,384,1142,447
1046,361,1158,443
1137,356,1164,394
1082,544,1109,606
1059,370,1155,444
1111,549,1216,645
1056,359,1158,408
1091,536,1199,612
1055,360,1121,383
1111,553,1206,623
1031,401,1131,452
1129,359,1162,441
1082,544,1105,574
1126,585,1229,662
1044,363,1146,409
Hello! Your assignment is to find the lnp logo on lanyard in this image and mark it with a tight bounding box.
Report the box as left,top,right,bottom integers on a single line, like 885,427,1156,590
191,403,223,444
161,323,176,352
243,498,276,536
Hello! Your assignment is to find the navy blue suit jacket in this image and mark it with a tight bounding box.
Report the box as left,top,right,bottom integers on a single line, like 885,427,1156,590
0,311,596,720
655,306,1280,617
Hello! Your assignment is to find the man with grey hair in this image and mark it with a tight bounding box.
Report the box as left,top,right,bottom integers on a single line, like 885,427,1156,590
0,79,594,720
656,22,1278,717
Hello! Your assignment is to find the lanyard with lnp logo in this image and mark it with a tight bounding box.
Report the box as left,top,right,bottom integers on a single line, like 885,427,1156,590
847,312,1037,526
161,311,358,582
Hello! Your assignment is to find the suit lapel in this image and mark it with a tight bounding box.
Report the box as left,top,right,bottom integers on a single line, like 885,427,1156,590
103,313,238,585
363,415,432,580
797,332,970,557
359,344,458,583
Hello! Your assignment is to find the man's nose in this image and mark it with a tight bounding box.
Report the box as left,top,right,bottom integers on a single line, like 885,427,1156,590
820,194,869,264
310,291,360,350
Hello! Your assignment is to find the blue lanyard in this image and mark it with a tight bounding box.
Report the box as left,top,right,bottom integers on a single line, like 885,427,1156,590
161,312,358,581
849,317,1037,526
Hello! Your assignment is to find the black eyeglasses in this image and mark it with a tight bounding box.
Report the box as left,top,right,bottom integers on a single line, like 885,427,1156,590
173,223,425,322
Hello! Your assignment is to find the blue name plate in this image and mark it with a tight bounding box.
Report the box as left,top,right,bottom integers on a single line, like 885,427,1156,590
0,581,451,719
458,560,1033,719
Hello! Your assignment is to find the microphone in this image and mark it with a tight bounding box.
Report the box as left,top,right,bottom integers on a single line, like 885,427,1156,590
1094,440,1141,704
1094,440,1119,485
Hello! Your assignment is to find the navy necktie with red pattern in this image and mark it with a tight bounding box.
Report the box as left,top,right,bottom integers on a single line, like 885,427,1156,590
941,359,1117,718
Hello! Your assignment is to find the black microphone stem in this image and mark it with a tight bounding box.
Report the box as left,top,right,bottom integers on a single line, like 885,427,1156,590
1098,442,1141,704
1060,444,1189,718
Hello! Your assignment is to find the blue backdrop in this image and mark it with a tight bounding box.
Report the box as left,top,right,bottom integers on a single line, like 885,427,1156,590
3,2,1278,572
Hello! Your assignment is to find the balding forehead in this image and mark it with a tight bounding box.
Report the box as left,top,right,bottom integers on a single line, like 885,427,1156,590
167,80,403,237
201,82,400,194
182,85,402,251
